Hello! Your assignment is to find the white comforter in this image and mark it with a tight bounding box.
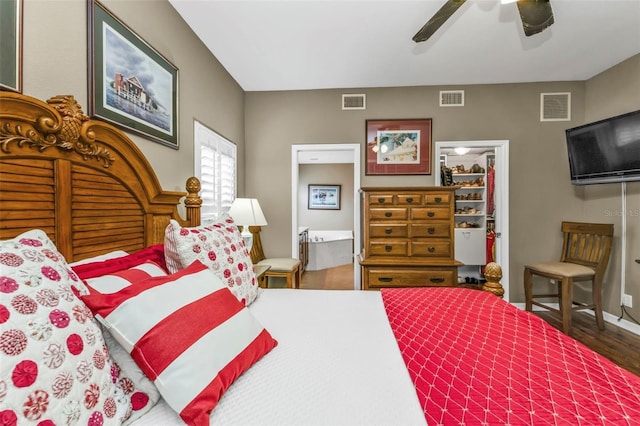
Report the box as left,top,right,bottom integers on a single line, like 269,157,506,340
132,288,425,425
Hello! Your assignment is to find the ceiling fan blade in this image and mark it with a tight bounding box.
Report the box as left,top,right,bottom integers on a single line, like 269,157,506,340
413,0,467,43
516,0,554,37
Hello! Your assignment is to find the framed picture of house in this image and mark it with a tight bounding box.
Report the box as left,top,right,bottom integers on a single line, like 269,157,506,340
365,119,432,175
88,0,179,149
308,184,341,210
0,0,22,93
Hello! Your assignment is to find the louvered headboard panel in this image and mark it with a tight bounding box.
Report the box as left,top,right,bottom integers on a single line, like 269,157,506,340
0,158,56,241
70,164,146,259
0,92,202,262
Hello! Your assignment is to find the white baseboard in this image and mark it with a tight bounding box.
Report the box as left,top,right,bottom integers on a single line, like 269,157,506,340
511,303,640,336
601,310,640,336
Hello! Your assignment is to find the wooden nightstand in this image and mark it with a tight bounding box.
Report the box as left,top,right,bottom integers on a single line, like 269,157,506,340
254,264,271,288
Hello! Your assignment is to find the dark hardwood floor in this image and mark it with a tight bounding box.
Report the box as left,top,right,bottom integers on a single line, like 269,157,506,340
534,310,640,377
300,265,640,377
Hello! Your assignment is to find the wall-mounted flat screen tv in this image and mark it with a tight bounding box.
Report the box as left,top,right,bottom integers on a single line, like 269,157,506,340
566,109,640,185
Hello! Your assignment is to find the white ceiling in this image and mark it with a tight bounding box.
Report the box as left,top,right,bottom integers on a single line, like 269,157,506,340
168,0,640,92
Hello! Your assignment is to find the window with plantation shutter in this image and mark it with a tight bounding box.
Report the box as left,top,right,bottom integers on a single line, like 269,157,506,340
194,120,237,224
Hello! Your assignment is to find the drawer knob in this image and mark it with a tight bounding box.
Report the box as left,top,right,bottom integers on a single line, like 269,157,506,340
378,277,393,283
385,212,392,217
384,245,392,252
378,197,385,203
429,277,445,283
406,197,414,203
428,227,435,234
384,228,393,234
428,246,435,253
434,197,442,203
427,211,435,218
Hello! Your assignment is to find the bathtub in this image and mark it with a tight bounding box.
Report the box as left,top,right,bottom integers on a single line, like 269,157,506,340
307,230,354,271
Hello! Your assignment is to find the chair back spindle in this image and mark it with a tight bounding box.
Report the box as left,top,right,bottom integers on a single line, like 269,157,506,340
561,222,613,275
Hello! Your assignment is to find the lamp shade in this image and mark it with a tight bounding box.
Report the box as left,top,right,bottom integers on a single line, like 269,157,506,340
228,198,268,227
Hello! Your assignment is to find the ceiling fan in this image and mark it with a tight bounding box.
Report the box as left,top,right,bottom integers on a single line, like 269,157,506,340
413,0,554,43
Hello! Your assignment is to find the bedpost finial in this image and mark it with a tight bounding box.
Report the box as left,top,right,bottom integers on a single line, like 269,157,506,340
185,177,201,201
482,262,505,298
184,177,202,227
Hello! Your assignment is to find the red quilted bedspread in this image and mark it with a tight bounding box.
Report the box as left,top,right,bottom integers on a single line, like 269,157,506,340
381,287,640,426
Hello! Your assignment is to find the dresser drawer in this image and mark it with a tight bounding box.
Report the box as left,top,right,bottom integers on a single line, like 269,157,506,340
368,240,408,256
424,192,452,205
370,223,408,238
411,207,450,221
368,194,394,205
410,222,450,238
370,208,408,221
411,240,452,258
396,194,422,205
364,267,456,289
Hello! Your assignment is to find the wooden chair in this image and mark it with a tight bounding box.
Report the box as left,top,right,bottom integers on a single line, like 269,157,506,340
249,226,301,289
524,221,614,334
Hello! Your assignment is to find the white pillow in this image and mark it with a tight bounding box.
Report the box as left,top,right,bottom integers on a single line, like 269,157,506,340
164,215,259,305
100,325,162,425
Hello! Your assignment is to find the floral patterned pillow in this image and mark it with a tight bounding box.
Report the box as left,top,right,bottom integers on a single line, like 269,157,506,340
164,216,259,306
0,230,129,425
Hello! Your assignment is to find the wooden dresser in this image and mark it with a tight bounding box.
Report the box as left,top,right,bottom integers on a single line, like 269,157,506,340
359,187,462,290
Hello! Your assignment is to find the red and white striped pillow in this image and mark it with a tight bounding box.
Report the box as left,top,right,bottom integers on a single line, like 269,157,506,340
83,261,167,295
80,260,278,426
80,260,168,422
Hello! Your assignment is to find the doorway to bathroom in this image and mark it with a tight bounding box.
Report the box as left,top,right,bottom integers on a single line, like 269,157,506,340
291,144,361,290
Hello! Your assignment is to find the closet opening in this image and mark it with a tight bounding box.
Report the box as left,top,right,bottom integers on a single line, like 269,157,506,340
435,140,510,301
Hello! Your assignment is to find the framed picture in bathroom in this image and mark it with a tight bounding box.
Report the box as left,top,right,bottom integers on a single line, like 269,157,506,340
308,184,341,210
365,118,432,175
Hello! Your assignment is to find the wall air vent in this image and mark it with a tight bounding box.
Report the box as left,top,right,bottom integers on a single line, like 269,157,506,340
439,90,464,107
342,94,366,110
541,92,571,121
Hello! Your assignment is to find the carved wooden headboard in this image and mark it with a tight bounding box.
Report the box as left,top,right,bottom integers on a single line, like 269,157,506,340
0,92,201,262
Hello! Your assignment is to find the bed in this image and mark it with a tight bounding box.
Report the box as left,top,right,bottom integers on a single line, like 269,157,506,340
2,92,640,426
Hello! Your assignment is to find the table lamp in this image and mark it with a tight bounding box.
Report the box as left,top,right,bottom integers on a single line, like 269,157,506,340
228,198,268,249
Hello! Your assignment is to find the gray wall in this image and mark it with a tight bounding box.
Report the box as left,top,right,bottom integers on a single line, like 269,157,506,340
245,57,640,321
579,55,640,319
20,0,640,321
22,0,245,194
245,83,586,293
